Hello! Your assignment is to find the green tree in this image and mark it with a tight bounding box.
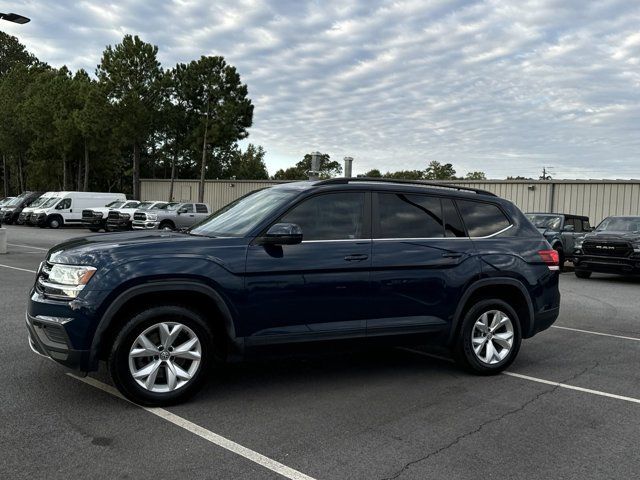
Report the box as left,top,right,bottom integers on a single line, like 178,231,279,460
273,153,341,180
384,170,425,180
97,34,163,199
0,31,37,78
465,171,486,180
364,169,382,178
173,56,254,202
425,161,456,180
224,144,268,179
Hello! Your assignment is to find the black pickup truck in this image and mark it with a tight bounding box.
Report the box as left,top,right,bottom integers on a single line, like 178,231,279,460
573,216,640,278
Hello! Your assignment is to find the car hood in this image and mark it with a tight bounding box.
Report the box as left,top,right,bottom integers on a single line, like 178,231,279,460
48,231,247,266
583,231,640,242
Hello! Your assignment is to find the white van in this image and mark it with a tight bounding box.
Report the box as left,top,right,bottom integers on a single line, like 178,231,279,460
30,191,126,229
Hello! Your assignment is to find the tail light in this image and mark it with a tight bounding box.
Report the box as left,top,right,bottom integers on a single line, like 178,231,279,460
538,249,559,270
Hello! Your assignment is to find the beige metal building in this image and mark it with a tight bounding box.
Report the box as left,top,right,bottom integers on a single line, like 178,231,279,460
141,179,640,225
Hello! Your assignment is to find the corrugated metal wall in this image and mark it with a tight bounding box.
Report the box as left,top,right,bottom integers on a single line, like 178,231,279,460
141,179,640,225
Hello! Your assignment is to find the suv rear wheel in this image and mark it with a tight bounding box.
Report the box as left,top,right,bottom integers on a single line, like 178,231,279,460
108,305,214,406
454,299,521,374
575,270,592,279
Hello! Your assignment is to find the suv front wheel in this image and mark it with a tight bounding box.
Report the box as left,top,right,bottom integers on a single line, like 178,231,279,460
108,305,214,406
454,299,522,374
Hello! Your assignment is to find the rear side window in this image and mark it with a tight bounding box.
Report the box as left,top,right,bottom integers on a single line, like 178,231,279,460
456,200,510,237
280,192,366,240
196,204,208,213
377,193,443,238
442,199,466,237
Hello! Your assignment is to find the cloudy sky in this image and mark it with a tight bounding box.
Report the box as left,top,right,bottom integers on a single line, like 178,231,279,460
3,0,640,178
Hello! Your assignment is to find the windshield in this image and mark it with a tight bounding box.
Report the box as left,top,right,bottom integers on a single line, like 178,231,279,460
26,197,47,208
596,217,640,232
106,201,125,208
526,214,562,231
189,188,297,238
163,203,181,211
41,197,60,208
137,202,155,210
150,202,167,210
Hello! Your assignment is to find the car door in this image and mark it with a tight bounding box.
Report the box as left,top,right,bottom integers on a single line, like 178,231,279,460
54,197,74,222
561,216,579,252
176,203,196,227
368,192,478,335
195,203,210,222
242,191,373,342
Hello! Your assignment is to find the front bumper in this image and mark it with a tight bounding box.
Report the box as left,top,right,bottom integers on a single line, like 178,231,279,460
30,214,47,226
26,312,90,370
573,252,640,275
107,218,131,230
82,217,105,228
132,220,160,229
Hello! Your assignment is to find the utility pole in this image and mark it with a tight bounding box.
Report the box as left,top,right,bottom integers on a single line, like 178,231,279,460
540,166,553,181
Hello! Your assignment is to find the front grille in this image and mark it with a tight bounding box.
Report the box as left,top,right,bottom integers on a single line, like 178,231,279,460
133,212,146,221
583,241,632,257
107,211,121,221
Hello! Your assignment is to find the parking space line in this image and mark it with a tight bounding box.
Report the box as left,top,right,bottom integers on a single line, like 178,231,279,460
67,374,317,480
7,243,48,251
504,372,640,405
0,264,37,274
551,325,640,342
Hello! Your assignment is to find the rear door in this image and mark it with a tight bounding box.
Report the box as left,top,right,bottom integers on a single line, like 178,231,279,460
195,203,210,222
368,192,478,335
562,216,580,252
243,191,373,341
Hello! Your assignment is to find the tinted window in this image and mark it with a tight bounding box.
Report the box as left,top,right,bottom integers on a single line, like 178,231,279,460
377,193,443,238
457,200,510,237
124,201,139,208
196,204,208,213
442,198,466,237
566,218,582,232
582,219,591,231
281,192,365,241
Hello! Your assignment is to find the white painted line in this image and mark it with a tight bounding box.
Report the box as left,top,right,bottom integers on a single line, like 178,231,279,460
551,325,640,342
67,374,317,480
401,347,640,407
504,372,640,406
8,243,48,251
0,263,36,274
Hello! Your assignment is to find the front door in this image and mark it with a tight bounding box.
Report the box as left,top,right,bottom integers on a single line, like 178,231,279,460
242,191,373,342
369,192,478,335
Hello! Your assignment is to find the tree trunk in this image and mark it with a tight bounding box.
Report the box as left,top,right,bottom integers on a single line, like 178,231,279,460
18,153,25,192
169,150,177,202
62,154,68,190
198,100,211,203
2,154,8,197
83,139,89,191
77,157,82,191
133,142,140,200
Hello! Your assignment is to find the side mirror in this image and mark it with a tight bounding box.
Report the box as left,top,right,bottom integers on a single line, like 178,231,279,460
562,224,575,232
260,223,303,245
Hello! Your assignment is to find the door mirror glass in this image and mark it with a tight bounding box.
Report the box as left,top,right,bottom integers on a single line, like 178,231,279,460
261,223,303,245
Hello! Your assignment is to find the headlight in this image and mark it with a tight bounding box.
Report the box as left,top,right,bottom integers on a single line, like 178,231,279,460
574,237,585,249
146,213,157,220
40,264,97,299
633,242,640,253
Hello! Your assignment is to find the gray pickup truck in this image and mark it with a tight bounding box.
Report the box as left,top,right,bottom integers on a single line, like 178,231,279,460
132,202,211,230
525,212,592,268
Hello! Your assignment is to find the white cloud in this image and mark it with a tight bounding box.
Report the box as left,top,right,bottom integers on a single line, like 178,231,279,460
3,0,640,178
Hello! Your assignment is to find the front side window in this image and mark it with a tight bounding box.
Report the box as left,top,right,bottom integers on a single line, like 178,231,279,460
457,200,511,237
280,192,366,241
56,198,71,210
179,204,194,213
377,193,443,238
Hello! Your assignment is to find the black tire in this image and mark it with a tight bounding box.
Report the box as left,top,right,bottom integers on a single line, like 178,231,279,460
47,215,62,229
453,299,522,375
109,305,214,406
575,270,592,279
89,227,100,233
159,221,175,231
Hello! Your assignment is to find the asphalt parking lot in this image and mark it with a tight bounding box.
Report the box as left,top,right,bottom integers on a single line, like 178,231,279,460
1,225,639,480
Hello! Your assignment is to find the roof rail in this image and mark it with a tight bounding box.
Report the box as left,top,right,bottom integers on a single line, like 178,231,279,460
314,177,497,197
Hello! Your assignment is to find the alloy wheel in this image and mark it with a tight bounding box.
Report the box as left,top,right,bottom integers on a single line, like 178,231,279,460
128,322,202,393
471,310,514,365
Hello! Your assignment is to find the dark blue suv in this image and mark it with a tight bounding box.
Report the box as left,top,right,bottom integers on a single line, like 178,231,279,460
27,179,560,405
